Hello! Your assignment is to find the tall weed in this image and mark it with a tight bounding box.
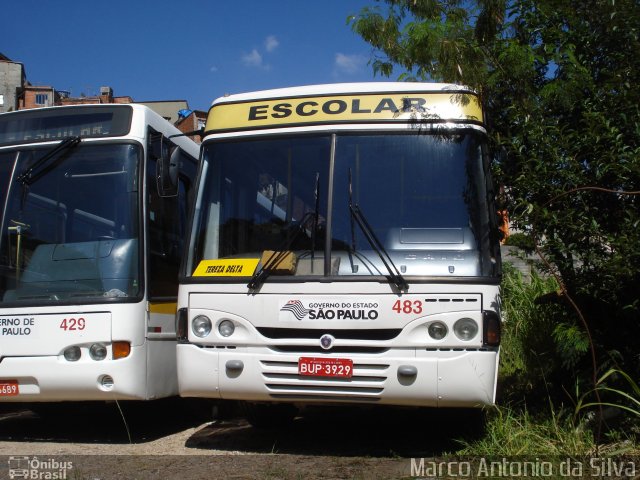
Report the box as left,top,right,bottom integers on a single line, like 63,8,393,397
498,263,568,407
576,369,640,420
457,406,595,456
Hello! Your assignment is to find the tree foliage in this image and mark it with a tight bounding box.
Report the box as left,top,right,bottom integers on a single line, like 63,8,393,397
350,1,640,380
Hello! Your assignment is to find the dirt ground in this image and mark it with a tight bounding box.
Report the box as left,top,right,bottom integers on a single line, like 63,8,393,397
0,401,483,479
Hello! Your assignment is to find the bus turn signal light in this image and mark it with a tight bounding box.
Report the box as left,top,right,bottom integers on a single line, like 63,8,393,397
112,341,131,359
483,311,501,346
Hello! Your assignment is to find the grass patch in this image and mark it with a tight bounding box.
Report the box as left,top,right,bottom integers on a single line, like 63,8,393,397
456,406,594,456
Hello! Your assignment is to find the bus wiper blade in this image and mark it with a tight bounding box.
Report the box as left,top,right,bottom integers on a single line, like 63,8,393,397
16,136,81,185
310,172,320,273
247,211,315,291
349,203,409,292
247,250,291,291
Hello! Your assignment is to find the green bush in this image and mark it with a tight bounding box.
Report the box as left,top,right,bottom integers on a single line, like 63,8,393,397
494,263,638,452
503,232,536,252
498,263,576,408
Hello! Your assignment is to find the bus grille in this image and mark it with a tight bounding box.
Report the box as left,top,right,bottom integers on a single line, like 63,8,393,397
268,345,389,354
257,327,401,341
260,360,388,400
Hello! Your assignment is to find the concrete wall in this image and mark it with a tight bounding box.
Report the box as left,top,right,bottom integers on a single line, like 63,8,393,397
501,245,540,282
0,61,25,112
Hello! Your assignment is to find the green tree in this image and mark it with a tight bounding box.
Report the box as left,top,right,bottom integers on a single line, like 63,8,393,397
350,1,640,386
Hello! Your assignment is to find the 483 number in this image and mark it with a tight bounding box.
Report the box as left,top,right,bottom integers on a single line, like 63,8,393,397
392,300,423,314
391,300,422,314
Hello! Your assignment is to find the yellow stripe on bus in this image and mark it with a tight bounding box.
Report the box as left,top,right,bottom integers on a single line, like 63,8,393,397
193,258,260,277
149,302,178,314
206,92,482,132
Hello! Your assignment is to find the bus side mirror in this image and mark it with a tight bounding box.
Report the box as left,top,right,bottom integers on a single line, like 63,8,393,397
157,144,180,197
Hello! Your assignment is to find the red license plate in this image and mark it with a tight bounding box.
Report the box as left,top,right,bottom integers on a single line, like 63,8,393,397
0,380,19,396
298,357,353,378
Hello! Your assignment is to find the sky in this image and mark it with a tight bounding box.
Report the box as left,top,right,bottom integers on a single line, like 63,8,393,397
2,0,386,112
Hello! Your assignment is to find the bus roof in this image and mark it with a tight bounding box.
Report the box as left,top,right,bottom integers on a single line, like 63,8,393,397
205,82,482,134
0,104,198,157
211,82,474,105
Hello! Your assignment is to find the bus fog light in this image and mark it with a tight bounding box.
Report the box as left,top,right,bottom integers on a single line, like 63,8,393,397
453,318,478,341
428,321,448,340
89,343,107,361
63,346,81,362
99,375,114,390
218,319,235,337
192,315,212,338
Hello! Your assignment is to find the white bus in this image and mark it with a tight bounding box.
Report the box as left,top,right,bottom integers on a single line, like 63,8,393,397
0,104,199,402
176,83,502,425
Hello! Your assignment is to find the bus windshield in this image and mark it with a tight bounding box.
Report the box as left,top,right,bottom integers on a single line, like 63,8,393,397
0,142,140,305
190,131,497,280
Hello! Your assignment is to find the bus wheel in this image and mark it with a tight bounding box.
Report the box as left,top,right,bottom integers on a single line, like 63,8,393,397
242,402,297,429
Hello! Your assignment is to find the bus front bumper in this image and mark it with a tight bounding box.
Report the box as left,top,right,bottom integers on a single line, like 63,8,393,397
0,345,150,402
177,344,499,408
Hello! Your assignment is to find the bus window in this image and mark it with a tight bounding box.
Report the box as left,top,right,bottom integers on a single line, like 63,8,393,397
146,131,197,299
1,143,140,302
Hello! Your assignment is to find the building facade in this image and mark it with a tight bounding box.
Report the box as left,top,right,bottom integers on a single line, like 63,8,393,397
175,109,207,144
0,53,26,113
1,52,193,128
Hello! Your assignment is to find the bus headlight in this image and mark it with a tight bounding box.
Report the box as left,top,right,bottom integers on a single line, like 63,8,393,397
89,343,107,361
63,346,81,361
427,321,448,340
192,315,212,338
218,319,235,337
453,318,478,341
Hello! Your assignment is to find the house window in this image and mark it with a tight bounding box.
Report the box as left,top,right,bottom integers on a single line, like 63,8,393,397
0,94,4,106
35,94,49,105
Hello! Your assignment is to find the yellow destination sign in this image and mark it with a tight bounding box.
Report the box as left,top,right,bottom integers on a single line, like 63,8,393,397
193,259,260,277
206,92,482,132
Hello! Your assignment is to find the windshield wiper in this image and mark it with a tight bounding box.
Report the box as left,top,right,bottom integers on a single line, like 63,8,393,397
248,174,321,291
310,172,320,273
247,211,315,291
348,169,408,291
349,204,409,291
16,136,81,185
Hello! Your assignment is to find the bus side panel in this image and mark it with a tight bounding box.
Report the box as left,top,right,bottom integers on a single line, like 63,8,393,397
145,338,179,399
435,350,499,407
177,344,221,399
143,305,179,399
110,302,148,347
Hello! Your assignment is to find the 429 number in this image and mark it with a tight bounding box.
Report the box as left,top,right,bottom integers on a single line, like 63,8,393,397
59,317,86,331
392,300,423,314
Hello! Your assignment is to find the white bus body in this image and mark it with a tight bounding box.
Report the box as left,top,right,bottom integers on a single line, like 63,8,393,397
0,104,199,401
177,83,502,414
